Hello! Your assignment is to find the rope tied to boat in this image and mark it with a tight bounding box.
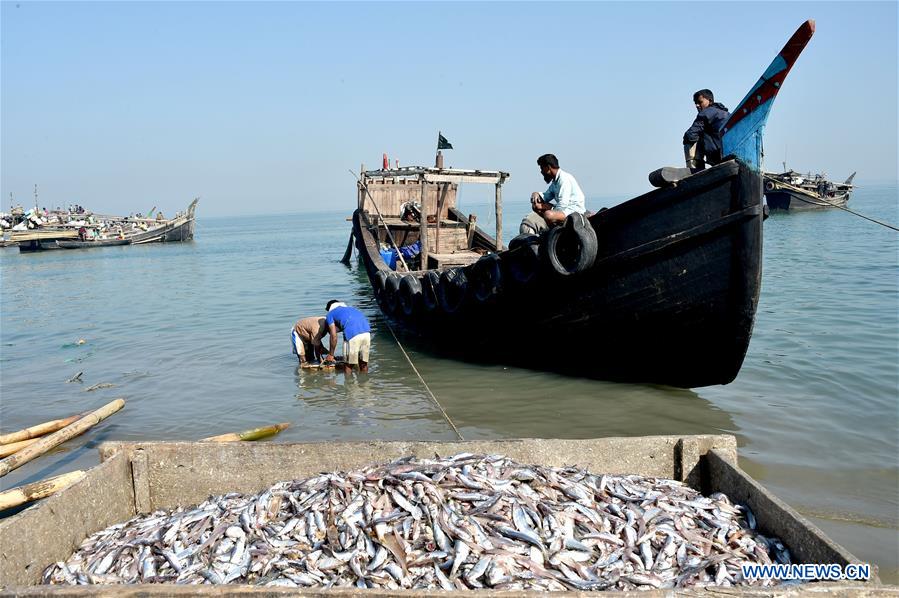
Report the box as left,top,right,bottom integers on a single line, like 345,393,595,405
786,192,899,232
381,319,464,441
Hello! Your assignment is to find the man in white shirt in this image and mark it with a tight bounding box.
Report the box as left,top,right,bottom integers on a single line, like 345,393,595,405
519,154,586,235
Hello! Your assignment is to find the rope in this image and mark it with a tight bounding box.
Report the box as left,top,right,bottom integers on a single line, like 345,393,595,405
830,205,898,231
774,185,899,232
382,320,464,441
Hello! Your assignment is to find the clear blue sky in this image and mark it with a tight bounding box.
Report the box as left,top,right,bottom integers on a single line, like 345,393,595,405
2,1,896,217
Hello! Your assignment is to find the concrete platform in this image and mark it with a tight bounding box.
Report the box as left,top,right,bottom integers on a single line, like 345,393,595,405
0,435,887,594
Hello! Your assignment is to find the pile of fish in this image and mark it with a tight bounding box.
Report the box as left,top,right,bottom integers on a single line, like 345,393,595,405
44,453,790,589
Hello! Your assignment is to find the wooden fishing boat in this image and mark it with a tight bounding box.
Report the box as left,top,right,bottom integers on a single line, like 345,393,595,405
55,238,131,249
125,198,199,244
763,169,855,210
350,22,815,388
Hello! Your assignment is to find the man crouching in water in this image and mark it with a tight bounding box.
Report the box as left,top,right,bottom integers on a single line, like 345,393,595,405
318,300,371,373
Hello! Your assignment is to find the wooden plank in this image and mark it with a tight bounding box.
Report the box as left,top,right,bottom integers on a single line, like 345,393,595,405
424,173,502,185
364,167,508,180
427,251,482,269
9,230,78,242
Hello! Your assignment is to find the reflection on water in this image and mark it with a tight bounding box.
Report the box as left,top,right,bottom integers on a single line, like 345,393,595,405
1,185,897,581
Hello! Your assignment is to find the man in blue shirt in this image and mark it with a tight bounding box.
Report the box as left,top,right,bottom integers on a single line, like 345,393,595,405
319,300,371,372
519,154,586,235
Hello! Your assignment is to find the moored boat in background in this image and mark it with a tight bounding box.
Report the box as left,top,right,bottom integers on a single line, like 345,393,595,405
125,198,199,244
55,238,131,249
764,169,855,210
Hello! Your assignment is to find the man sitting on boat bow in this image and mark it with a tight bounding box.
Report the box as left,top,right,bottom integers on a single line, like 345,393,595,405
519,154,586,235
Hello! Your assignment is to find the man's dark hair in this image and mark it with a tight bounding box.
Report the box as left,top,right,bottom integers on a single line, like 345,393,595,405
326,300,340,310
537,154,559,169
693,89,714,103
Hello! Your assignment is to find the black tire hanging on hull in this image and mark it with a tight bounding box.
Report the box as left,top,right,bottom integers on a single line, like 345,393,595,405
438,268,469,313
470,254,502,302
373,270,389,301
506,234,541,284
422,271,441,311
543,213,598,276
384,272,402,314
399,275,423,317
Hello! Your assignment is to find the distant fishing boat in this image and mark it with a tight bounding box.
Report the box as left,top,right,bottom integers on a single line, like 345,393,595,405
55,238,131,249
125,198,199,244
348,21,815,388
763,169,855,210
12,199,199,252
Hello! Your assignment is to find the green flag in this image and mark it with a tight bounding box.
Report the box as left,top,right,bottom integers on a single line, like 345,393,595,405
437,132,453,150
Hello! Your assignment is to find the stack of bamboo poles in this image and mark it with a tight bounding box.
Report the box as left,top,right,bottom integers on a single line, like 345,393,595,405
0,399,125,511
0,405,291,513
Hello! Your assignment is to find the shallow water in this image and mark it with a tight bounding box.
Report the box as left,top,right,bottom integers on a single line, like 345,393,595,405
1,184,897,581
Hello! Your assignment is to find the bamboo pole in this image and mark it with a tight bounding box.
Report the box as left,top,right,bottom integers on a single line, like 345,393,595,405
0,470,86,511
0,413,84,445
0,399,125,478
0,438,41,459
201,422,290,442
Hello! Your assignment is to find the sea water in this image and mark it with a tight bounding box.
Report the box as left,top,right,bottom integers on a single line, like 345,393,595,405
1,184,896,580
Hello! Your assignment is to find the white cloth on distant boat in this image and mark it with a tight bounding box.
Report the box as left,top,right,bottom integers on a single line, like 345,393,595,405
540,169,586,216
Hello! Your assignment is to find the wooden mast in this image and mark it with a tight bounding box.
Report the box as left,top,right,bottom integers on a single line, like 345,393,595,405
419,175,429,270
494,179,504,251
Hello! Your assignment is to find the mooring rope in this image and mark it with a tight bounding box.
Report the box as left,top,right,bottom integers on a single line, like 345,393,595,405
382,320,464,441
788,193,899,232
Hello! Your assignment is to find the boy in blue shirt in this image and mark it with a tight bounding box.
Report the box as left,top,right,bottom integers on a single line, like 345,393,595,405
319,300,371,373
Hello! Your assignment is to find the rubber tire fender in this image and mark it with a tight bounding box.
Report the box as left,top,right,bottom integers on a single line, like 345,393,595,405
399,275,423,317
543,212,598,276
421,271,440,311
470,254,502,302
764,180,776,191
373,269,389,299
506,234,540,284
438,268,469,314
384,272,402,314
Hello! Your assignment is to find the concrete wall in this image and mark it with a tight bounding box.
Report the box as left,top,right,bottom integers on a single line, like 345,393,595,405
706,450,863,570
0,454,135,588
0,435,883,594
98,436,735,512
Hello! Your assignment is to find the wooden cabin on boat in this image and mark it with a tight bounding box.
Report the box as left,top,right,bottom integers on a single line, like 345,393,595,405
357,165,509,270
